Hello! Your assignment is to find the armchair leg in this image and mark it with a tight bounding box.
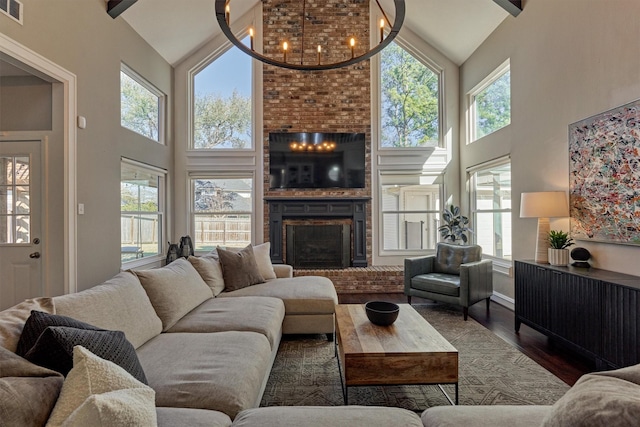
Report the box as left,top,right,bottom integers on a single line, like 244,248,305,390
463,307,468,321
486,297,491,312
407,296,412,305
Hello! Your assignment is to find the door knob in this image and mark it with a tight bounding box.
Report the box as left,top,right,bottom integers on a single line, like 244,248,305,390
29,252,41,259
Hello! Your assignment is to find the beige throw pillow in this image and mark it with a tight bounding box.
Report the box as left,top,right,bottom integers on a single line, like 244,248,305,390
217,245,265,292
0,297,55,352
252,242,277,280
188,256,225,296
541,364,640,427
46,346,156,427
133,258,214,331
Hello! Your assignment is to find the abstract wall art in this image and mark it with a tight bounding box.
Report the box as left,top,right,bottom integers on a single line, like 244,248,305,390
569,99,640,245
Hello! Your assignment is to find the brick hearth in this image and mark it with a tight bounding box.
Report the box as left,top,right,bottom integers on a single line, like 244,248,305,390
293,266,404,294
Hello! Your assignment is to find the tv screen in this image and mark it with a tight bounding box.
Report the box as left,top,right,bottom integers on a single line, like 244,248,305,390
269,132,366,189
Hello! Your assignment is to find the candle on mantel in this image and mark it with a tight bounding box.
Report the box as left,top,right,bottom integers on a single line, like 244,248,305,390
380,19,385,43
225,4,230,25
350,37,355,58
249,28,254,50
283,41,288,62
317,45,321,65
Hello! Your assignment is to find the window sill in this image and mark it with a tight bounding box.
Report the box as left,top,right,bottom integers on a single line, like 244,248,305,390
121,255,164,271
486,257,512,277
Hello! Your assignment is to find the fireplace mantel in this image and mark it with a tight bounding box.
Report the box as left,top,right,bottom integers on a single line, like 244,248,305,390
265,197,370,267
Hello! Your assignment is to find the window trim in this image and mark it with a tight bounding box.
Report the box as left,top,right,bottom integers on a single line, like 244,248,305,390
468,156,512,264
188,172,256,253
467,58,510,143
120,157,167,268
375,26,444,151
120,63,166,144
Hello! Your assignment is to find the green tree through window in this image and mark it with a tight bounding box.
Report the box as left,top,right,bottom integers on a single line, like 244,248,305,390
380,42,439,148
120,71,161,141
474,70,511,139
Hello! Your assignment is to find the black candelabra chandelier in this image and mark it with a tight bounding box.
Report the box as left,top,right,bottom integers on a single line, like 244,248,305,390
215,0,405,71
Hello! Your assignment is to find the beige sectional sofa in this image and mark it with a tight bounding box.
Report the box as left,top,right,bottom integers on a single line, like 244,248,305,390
0,255,425,426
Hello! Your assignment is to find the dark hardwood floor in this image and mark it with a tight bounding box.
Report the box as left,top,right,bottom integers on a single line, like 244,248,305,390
338,293,595,386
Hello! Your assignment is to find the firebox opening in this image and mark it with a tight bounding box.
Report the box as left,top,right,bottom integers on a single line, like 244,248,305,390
286,224,350,269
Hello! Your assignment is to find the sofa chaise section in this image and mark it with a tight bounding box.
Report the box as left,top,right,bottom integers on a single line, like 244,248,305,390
136,331,272,419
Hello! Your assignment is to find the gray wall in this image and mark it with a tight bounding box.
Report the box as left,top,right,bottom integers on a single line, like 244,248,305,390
2,0,173,291
460,0,640,299
0,76,52,131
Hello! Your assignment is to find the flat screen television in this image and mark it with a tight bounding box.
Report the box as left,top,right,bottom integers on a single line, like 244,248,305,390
269,132,366,189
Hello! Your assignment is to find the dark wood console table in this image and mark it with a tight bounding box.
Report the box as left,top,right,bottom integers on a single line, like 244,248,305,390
515,260,640,369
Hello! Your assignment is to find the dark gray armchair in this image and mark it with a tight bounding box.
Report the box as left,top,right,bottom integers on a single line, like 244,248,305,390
404,242,493,320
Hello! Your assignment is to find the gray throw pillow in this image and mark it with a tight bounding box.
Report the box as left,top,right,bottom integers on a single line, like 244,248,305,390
217,245,265,292
24,326,148,384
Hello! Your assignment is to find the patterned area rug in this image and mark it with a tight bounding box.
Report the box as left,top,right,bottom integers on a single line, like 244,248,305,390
261,303,570,411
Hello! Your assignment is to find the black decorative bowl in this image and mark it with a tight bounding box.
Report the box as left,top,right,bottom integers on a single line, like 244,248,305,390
365,301,400,326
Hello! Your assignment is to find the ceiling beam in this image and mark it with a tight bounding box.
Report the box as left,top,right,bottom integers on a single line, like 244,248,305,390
107,0,137,19
493,0,522,17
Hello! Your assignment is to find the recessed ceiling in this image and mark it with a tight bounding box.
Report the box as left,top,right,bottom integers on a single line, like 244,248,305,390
122,0,508,66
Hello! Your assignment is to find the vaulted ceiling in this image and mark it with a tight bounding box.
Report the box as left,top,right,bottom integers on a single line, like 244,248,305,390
121,0,510,66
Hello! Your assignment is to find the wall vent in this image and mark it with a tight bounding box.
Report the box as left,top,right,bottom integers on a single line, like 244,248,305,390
0,0,23,25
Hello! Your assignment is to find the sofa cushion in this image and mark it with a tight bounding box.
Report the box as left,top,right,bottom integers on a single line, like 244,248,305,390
233,406,424,427
17,311,102,357
156,408,232,427
53,271,162,349
133,258,214,331
47,346,155,427
217,245,265,291
421,405,551,427
541,364,640,427
0,346,63,427
24,326,147,384
166,296,285,349
410,273,461,297
434,242,482,275
136,331,272,419
188,255,225,296
218,276,338,315
0,297,54,352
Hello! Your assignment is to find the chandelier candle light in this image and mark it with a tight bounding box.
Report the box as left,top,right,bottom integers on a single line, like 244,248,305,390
215,0,405,71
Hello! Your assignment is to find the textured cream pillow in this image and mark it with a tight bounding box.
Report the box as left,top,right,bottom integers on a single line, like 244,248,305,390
188,256,225,296
46,346,156,427
217,245,265,292
0,297,54,352
62,388,156,427
252,242,277,280
133,258,214,331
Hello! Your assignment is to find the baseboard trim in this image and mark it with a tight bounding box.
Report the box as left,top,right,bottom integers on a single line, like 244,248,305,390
491,291,514,311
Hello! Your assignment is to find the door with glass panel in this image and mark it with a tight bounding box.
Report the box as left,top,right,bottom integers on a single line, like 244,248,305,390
0,140,42,310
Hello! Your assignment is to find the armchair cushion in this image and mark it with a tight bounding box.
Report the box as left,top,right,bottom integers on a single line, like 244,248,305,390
434,243,482,275
410,273,460,297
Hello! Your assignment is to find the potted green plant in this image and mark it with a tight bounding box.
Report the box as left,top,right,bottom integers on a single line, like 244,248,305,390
438,205,473,244
548,230,574,266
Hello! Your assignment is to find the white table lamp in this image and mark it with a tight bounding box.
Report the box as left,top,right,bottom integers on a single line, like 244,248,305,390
520,191,569,263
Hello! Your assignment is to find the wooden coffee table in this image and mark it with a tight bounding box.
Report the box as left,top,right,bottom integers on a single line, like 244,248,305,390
335,303,458,405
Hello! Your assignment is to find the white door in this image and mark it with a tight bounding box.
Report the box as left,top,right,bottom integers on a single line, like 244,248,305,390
0,140,42,310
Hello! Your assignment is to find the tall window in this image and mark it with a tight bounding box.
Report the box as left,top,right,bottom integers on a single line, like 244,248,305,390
120,65,165,143
380,173,441,251
191,176,253,251
121,160,165,264
470,61,511,141
380,41,440,148
470,160,511,260
192,37,252,149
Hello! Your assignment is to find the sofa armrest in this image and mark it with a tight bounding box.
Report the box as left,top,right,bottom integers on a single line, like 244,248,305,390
272,264,293,278
404,256,436,294
459,259,493,306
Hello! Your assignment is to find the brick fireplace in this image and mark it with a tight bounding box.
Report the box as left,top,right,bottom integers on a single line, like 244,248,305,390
261,1,404,293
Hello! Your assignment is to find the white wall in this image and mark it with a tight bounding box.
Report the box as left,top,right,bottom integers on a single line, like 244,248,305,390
1,0,173,291
460,0,640,298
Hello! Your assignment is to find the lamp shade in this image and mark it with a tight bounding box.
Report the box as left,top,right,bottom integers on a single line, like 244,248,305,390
520,191,569,218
